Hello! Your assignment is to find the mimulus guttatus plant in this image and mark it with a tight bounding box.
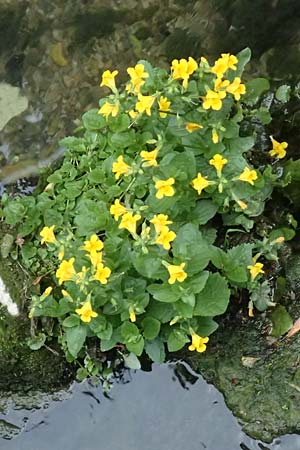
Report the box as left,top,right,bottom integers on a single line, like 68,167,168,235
2,48,292,375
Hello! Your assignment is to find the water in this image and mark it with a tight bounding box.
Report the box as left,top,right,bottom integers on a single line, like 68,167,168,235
1,0,300,447
1,362,300,450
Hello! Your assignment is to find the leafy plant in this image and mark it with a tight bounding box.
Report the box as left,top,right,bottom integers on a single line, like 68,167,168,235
0,48,293,374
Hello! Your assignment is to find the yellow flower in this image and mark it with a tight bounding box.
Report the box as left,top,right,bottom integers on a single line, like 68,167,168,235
136,94,155,116
171,57,198,88
269,137,288,159
56,257,76,285
158,96,171,118
112,155,130,180
98,101,119,119
200,56,209,65
87,251,103,267
75,300,98,323
247,262,265,280
239,167,258,185
226,77,246,100
93,262,111,284
214,78,230,91
185,122,203,133
42,287,52,298
212,130,219,144
100,69,118,90
202,89,226,110
211,53,238,78
119,212,141,234
83,234,104,253
128,109,138,118
110,199,127,220
237,200,248,210
129,308,136,323
155,178,175,199
188,333,209,353
155,226,176,250
209,154,228,174
140,148,158,167
191,173,210,195
167,262,187,284
62,289,72,299
274,236,285,243
58,248,64,260
126,63,149,93
150,214,173,233
40,225,56,244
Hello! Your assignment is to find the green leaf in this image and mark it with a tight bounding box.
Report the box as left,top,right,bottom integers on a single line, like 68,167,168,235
196,317,219,336
62,315,80,328
172,223,212,273
88,168,106,184
126,336,144,356
74,200,108,236
235,47,251,78
145,338,165,363
27,333,46,350
142,317,161,340
133,252,165,279
184,271,209,294
123,352,141,369
253,107,272,124
190,200,218,225
243,78,270,105
108,113,130,132
275,84,291,103
21,242,37,261
82,109,106,130
167,329,189,352
194,273,230,316
147,283,181,303
1,234,14,259
3,201,26,225
76,368,89,381
269,228,295,242
121,321,139,340
251,281,273,312
65,325,87,357
89,316,113,340
270,305,292,337
43,208,63,227
146,301,174,323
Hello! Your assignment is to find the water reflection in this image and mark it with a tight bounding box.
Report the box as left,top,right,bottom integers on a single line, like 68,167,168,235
1,361,300,450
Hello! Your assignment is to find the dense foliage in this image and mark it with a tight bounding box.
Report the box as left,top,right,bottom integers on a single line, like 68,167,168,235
0,48,295,376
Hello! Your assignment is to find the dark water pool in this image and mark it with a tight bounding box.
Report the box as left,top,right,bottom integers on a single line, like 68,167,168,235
1,362,300,450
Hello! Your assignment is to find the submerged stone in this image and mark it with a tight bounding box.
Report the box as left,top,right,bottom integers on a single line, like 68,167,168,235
0,83,28,131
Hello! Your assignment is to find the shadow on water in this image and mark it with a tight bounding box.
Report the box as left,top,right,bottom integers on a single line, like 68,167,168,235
1,361,300,450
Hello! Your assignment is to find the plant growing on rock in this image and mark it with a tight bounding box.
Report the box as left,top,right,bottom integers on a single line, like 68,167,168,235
0,48,294,376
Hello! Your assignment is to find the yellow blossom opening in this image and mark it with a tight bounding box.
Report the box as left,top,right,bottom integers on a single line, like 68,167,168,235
56,257,76,285
119,212,141,234
42,287,53,298
238,167,258,185
98,101,119,120
171,57,198,88
212,130,219,144
237,200,248,210
140,149,158,167
40,225,56,244
112,155,130,180
158,96,171,118
188,333,209,353
126,63,149,94
136,94,155,116
100,69,118,91
226,77,246,100
202,89,226,110
155,226,176,250
214,78,230,91
110,199,128,220
167,262,187,284
247,262,265,281
58,248,64,260
209,154,228,174
93,263,111,284
150,214,173,233
155,178,175,199
75,300,98,323
185,122,203,133
128,109,138,119
269,137,288,159
83,234,104,254
211,53,238,78
87,251,103,267
191,173,210,195
129,308,136,323
274,236,285,244
76,266,88,285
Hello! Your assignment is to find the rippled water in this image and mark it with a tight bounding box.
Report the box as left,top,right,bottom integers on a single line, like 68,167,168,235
2,362,300,450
